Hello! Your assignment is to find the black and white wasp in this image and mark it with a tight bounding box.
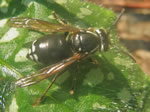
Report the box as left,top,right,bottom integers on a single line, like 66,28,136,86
8,9,130,105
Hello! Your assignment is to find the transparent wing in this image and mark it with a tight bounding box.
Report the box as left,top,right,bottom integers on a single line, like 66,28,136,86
16,53,85,87
8,17,80,33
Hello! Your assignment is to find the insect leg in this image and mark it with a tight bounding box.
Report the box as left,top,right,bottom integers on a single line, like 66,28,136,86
69,64,79,95
87,57,99,65
112,45,136,62
34,73,60,106
51,11,67,26
69,73,77,95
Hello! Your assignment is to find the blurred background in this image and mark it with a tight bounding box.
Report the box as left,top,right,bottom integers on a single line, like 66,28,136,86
87,0,150,75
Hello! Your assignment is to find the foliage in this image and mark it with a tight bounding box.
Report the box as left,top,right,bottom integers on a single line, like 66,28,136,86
0,0,150,112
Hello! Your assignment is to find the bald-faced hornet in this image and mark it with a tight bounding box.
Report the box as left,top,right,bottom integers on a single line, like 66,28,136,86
8,9,129,105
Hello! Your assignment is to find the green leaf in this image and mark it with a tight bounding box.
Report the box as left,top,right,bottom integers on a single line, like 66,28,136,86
0,0,150,112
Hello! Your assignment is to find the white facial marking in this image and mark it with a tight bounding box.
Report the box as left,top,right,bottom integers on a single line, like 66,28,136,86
31,40,37,52
86,30,97,37
33,54,38,61
32,40,37,45
95,29,102,36
28,49,31,54
95,29,105,51
29,54,34,60
32,44,36,52
39,42,48,49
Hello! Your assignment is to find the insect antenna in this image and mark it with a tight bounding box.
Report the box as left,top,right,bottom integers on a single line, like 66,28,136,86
107,9,136,62
107,8,125,36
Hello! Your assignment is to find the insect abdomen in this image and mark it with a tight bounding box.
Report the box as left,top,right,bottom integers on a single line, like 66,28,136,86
27,34,73,65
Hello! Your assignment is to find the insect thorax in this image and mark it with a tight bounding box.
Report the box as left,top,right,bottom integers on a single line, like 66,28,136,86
68,31,101,54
